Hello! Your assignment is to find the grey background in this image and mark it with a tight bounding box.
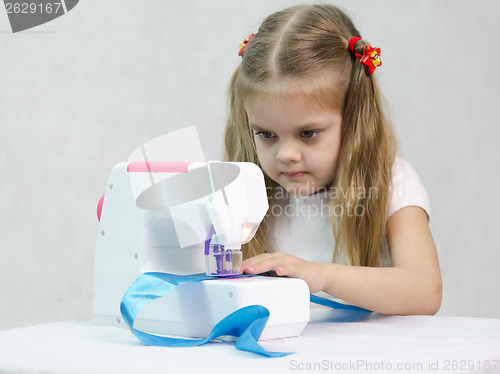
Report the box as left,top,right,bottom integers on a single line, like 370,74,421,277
0,0,499,330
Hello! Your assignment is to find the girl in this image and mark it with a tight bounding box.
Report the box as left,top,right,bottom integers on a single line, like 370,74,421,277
224,4,442,315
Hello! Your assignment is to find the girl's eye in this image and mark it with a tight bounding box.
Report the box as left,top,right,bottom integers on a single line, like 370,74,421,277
301,130,319,139
255,131,276,139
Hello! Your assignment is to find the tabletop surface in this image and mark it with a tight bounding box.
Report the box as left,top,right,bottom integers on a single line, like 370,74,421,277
1,310,500,374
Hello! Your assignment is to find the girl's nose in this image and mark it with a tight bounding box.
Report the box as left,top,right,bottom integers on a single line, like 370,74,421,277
276,140,301,163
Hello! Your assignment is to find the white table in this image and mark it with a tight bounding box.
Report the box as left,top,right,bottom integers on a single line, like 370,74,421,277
1,311,499,374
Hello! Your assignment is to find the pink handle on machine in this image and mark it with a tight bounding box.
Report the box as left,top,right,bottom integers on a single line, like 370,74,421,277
127,161,205,173
97,194,105,222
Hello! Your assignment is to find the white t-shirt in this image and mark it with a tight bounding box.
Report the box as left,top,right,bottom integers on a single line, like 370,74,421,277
266,158,430,267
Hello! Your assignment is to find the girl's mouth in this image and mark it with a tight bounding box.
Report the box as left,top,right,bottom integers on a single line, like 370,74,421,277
282,171,307,178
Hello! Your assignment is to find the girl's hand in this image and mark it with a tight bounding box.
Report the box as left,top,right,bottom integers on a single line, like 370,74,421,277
242,252,325,293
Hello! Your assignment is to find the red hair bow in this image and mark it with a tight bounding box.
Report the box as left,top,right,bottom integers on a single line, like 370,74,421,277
348,37,382,75
238,33,255,57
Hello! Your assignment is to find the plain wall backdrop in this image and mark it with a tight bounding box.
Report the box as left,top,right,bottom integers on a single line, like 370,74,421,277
1,0,499,330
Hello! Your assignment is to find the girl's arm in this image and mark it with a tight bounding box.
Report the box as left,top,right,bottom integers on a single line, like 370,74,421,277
242,206,442,315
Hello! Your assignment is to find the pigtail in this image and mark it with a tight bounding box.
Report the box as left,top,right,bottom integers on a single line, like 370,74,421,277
332,47,395,267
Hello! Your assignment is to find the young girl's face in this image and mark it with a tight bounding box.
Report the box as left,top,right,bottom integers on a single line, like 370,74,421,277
245,92,342,196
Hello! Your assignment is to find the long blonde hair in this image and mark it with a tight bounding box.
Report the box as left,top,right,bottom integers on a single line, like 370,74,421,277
224,4,396,267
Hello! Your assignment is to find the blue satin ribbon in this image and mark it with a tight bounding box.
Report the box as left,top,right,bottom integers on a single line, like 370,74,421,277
310,294,370,312
120,272,371,357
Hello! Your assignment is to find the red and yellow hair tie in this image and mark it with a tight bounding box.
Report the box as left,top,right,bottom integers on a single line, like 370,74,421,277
348,36,382,75
238,33,255,57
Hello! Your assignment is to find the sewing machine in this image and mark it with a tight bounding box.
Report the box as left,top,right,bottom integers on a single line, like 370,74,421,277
93,132,310,339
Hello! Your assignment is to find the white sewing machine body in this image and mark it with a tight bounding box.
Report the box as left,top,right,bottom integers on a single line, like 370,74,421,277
93,161,310,340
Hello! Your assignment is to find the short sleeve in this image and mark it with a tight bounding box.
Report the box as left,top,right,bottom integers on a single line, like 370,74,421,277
387,158,431,220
